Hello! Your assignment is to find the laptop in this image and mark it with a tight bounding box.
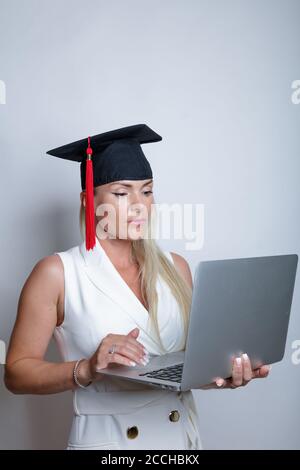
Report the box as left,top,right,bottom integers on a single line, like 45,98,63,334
98,253,298,391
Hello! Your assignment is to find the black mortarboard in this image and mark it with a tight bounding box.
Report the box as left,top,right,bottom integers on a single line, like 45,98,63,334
46,123,162,250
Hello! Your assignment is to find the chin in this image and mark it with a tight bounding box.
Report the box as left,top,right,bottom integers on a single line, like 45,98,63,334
128,234,144,241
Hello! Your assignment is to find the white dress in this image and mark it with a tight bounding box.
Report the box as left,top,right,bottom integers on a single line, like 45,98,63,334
53,237,203,450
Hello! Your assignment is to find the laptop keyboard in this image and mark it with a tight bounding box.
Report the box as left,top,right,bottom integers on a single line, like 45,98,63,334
138,363,183,383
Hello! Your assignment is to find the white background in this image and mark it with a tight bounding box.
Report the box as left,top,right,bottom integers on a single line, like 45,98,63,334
0,0,299,449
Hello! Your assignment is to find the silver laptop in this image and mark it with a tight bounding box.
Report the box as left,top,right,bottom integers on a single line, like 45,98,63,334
98,253,298,391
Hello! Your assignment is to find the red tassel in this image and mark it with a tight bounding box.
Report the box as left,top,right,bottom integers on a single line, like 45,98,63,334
85,136,96,250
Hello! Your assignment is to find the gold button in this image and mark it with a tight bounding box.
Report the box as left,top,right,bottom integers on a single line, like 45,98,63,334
127,425,139,439
169,410,180,422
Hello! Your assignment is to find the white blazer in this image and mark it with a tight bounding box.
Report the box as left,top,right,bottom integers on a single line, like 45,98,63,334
53,237,203,450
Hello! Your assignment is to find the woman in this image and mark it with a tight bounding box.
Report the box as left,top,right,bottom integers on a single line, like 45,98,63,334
4,124,271,450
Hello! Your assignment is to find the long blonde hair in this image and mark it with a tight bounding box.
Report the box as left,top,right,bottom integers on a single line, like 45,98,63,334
79,199,192,354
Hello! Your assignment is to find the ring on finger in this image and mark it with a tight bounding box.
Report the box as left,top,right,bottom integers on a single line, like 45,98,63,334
108,343,117,354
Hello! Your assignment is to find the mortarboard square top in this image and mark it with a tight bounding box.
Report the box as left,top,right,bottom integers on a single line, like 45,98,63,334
46,123,162,190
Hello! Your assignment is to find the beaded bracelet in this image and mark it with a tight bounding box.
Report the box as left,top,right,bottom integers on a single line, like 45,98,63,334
73,358,92,388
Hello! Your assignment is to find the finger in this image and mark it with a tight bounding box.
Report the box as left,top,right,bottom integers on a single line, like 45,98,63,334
217,378,238,389
113,343,148,366
215,377,225,388
106,352,138,367
242,353,252,382
125,336,147,356
228,379,238,389
125,343,149,365
107,334,146,357
232,356,243,386
122,339,146,358
252,364,271,378
260,364,271,376
128,327,140,337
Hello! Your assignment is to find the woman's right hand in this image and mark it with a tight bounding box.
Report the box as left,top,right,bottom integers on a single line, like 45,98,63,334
78,327,150,384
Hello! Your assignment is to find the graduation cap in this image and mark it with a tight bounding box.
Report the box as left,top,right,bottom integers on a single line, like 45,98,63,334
46,123,162,251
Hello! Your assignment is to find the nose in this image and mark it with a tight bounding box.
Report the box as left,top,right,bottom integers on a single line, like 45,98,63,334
128,191,144,209
128,199,147,219
128,203,142,217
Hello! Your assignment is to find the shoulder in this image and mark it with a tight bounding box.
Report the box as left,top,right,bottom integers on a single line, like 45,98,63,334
31,254,64,279
28,243,81,297
21,254,64,302
169,252,193,289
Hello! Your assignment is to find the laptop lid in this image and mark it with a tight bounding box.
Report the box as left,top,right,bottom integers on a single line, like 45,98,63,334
181,254,298,390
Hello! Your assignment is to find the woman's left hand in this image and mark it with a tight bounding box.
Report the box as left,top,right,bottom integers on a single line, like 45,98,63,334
202,353,271,390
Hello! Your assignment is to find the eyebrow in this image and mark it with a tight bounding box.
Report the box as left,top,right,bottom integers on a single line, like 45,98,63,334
110,179,153,188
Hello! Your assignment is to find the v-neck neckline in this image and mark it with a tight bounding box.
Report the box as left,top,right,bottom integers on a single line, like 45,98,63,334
95,237,150,315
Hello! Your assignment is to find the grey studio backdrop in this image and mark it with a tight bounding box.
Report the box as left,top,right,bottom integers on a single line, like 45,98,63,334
0,0,299,450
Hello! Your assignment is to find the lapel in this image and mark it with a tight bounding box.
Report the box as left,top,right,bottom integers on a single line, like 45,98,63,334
79,237,164,351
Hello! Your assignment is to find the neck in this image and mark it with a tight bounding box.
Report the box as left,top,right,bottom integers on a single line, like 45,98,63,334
97,236,137,269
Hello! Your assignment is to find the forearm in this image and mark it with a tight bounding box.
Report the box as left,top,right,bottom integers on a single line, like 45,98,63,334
4,358,95,394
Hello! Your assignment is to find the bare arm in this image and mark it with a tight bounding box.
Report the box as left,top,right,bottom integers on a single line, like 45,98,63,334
4,255,148,395
4,255,91,394
170,252,193,289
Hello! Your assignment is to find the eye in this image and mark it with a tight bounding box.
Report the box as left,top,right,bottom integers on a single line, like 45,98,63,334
143,190,153,196
112,192,127,197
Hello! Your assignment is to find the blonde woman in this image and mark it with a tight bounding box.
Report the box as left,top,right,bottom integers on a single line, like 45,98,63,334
4,124,271,450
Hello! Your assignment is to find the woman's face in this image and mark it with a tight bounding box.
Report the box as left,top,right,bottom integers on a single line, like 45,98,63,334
81,179,154,240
